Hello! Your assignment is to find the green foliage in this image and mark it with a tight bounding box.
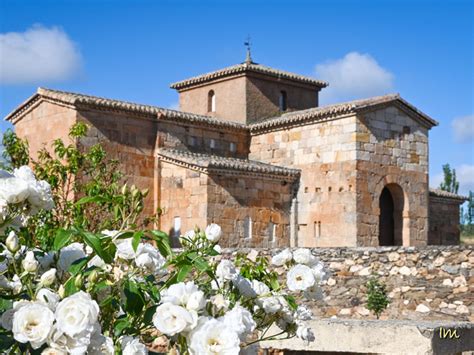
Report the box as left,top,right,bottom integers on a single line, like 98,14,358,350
366,277,389,319
2,123,158,249
1,129,29,168
439,163,459,194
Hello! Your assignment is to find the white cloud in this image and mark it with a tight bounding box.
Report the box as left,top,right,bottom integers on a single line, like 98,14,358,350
431,164,474,196
452,114,474,143
0,25,82,84
315,52,394,104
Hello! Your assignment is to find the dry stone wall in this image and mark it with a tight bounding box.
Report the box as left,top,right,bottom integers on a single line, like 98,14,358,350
222,246,473,322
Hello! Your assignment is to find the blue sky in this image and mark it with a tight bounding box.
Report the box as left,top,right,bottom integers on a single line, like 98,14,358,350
1,0,473,193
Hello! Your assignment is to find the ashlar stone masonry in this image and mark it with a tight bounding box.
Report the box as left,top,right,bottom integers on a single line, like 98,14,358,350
5,58,466,247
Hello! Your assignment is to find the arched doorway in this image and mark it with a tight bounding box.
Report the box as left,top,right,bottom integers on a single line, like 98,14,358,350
378,184,404,246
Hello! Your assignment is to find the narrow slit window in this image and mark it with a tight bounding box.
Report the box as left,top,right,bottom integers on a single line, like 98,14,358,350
208,90,216,112
173,217,181,237
189,136,197,146
268,222,276,242
244,216,252,239
279,90,287,111
230,142,237,153
314,221,321,239
210,139,216,149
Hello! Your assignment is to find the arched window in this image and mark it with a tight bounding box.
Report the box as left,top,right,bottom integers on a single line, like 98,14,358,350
279,91,287,111
208,90,216,112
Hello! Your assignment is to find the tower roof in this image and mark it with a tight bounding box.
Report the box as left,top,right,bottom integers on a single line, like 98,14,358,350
170,62,329,91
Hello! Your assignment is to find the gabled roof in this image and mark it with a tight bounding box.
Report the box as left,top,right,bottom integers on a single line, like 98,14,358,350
249,94,439,133
5,87,248,132
170,62,328,90
429,188,468,201
157,148,300,181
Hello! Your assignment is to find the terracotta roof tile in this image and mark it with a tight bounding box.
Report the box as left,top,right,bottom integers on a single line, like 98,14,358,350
429,189,468,201
170,62,328,90
157,148,300,180
5,88,248,132
249,94,438,132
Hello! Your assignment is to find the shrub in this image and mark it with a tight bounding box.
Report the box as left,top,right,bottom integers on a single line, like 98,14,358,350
366,277,390,319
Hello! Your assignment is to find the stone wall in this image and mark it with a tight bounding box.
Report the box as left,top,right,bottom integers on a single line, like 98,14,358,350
207,174,294,248
222,246,473,322
250,115,359,247
355,106,430,247
429,195,463,245
245,75,319,124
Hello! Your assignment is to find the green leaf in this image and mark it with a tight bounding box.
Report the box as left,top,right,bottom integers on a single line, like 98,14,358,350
54,228,73,251
176,264,192,282
143,305,158,326
132,231,144,252
80,230,113,264
149,230,172,257
64,277,78,296
187,253,208,272
75,195,109,205
123,280,145,316
0,298,13,312
285,295,298,311
114,317,131,336
0,334,15,351
68,257,89,276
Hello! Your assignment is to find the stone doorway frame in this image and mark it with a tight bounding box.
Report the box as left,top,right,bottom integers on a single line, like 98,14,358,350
374,176,411,246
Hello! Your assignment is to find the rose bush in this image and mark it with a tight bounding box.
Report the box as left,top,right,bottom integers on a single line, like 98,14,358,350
0,126,326,354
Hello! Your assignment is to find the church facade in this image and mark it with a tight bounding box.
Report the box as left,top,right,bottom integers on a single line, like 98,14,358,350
5,58,466,247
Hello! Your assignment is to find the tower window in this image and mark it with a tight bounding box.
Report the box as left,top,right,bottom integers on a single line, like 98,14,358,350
279,91,287,111
230,142,237,152
189,136,197,146
210,139,216,149
208,90,216,112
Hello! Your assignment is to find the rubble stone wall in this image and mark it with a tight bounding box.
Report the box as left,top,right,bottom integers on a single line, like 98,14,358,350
222,246,473,322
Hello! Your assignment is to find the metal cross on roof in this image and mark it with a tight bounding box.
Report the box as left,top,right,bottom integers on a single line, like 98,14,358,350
244,35,253,64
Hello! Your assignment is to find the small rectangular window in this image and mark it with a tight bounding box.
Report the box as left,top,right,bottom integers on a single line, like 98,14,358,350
210,139,216,149
173,217,181,237
268,222,276,242
230,142,237,152
189,136,197,146
314,221,321,239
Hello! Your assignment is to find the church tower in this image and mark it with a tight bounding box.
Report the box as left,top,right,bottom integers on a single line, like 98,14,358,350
170,55,328,125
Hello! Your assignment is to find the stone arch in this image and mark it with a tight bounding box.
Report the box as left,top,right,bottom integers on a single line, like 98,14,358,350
374,176,411,246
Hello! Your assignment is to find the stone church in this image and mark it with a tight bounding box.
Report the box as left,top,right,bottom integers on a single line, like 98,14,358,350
5,56,465,247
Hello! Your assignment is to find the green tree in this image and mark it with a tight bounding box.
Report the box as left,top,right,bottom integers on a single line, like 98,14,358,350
366,277,390,319
439,163,459,194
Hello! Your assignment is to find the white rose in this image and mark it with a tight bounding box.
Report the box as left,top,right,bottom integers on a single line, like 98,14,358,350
220,304,256,340
232,275,256,298
88,255,109,270
88,334,114,355
271,248,293,266
113,238,136,260
22,251,39,273
189,318,240,355
9,274,22,293
216,259,238,281
13,166,36,183
311,261,326,282
58,243,86,273
0,177,30,204
40,268,57,286
295,305,313,321
6,231,20,253
260,296,282,314
55,291,99,337
122,336,148,355
41,348,67,355
36,288,60,310
205,223,222,242
210,294,230,312
1,308,15,330
251,279,270,296
38,251,55,271
135,243,166,275
296,323,315,342
161,281,205,311
28,180,54,211
293,248,317,265
47,324,91,354
287,264,316,291
12,302,54,349
152,302,196,336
